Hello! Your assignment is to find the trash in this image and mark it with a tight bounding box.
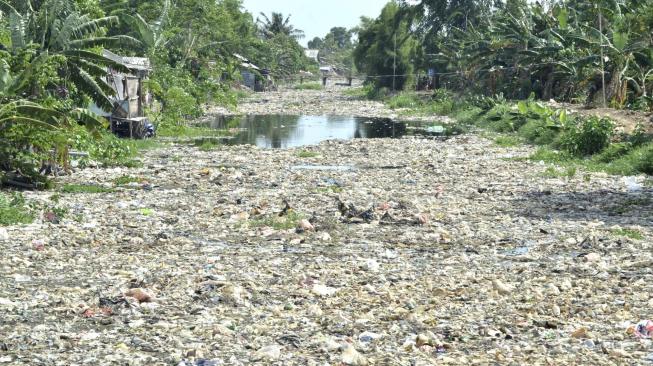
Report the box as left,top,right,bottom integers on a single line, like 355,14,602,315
623,176,643,192
0,228,7,241
124,288,154,303
297,219,315,232
426,125,446,134
492,279,514,295
571,327,589,339
254,345,283,361
0,87,649,365
358,331,383,343
336,198,375,223
634,320,653,338
341,344,368,365
311,283,338,297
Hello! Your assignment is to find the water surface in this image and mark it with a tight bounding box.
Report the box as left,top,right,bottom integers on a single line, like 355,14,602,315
204,115,447,148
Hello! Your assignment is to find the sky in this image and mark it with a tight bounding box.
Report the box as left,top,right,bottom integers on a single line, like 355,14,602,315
241,0,389,47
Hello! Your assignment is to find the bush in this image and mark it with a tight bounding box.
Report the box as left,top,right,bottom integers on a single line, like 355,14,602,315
592,142,632,163
518,119,560,145
294,82,322,90
559,116,614,156
387,92,422,109
631,143,653,175
0,192,34,226
161,87,200,126
482,103,515,132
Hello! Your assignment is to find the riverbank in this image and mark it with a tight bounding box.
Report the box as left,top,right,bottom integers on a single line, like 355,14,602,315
1,87,652,365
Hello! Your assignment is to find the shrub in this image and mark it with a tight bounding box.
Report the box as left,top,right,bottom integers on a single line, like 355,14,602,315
387,92,422,109
0,193,35,226
631,143,653,175
294,82,322,90
162,87,200,126
482,103,515,132
518,119,560,145
559,116,614,156
592,142,632,163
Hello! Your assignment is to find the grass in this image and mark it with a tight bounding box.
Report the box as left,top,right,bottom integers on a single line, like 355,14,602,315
158,125,231,138
249,211,304,230
388,92,423,109
61,184,113,194
541,166,577,179
494,135,522,147
342,87,369,99
526,143,653,177
114,175,142,185
126,139,166,151
611,228,644,240
195,139,220,151
140,208,154,216
294,82,322,90
0,192,34,226
313,185,344,194
297,150,319,158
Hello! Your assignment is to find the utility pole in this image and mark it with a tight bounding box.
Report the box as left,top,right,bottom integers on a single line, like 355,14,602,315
598,7,607,108
393,32,397,91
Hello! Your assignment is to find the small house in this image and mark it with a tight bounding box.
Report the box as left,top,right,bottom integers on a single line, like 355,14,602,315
234,53,262,90
91,50,154,138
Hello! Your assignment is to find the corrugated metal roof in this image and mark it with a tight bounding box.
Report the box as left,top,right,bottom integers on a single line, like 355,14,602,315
103,50,151,71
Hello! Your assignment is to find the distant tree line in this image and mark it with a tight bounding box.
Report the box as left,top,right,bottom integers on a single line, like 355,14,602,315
354,0,653,110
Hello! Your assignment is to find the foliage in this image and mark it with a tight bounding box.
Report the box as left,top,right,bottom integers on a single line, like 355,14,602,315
352,0,653,110
61,184,113,193
387,92,422,109
309,27,357,74
0,192,34,225
558,116,614,156
297,150,319,158
294,82,322,91
353,2,419,90
257,12,304,40
610,228,644,240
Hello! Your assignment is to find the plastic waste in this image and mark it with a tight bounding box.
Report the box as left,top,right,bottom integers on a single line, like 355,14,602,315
635,320,653,338
623,176,643,192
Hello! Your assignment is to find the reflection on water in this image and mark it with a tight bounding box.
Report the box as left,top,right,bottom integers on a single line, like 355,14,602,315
204,115,432,149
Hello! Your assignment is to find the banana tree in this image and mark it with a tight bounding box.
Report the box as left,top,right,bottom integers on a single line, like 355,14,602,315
0,0,141,110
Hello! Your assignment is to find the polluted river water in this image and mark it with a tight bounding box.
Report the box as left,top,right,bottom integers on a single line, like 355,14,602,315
203,114,450,148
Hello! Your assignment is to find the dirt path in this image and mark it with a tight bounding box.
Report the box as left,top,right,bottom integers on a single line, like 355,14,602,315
1,88,652,365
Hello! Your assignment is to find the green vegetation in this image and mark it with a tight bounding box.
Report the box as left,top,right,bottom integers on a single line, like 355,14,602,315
314,185,344,194
541,166,577,179
354,2,418,90
297,150,319,158
494,136,521,148
61,184,113,194
611,228,644,240
158,125,231,139
250,211,304,230
0,193,34,226
355,1,653,111
0,0,315,187
114,176,142,185
308,26,357,76
294,83,322,91
380,89,653,176
195,139,220,151
140,208,154,216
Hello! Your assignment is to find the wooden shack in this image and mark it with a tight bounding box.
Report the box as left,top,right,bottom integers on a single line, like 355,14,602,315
90,50,153,139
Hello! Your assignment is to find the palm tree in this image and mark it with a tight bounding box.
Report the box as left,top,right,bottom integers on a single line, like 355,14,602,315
0,0,141,111
256,12,304,40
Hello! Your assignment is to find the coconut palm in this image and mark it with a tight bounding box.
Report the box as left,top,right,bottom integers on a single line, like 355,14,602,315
256,12,304,40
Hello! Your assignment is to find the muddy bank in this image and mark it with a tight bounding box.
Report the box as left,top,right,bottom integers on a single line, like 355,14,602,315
1,89,653,365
